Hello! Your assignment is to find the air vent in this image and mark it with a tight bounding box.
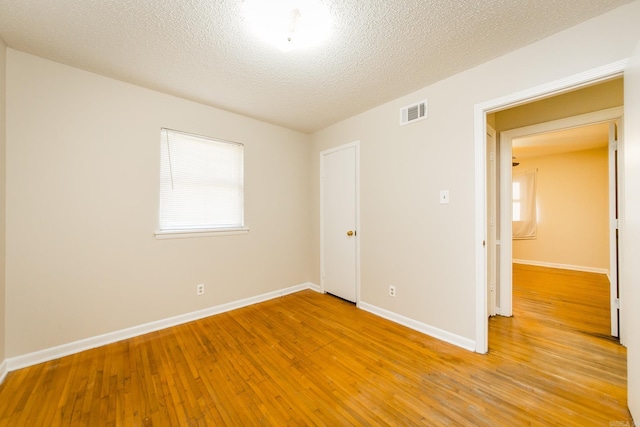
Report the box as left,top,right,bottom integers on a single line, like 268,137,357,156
400,100,428,126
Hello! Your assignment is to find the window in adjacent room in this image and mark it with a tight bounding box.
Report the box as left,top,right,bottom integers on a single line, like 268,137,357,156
512,170,537,239
512,181,522,221
157,128,246,237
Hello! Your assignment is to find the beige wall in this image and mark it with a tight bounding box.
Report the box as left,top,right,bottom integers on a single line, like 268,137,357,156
494,78,623,132
486,113,496,129
0,37,6,364
310,2,640,344
5,49,312,357
512,148,609,270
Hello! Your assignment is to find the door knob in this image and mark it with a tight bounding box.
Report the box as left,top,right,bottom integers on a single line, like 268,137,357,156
347,230,354,236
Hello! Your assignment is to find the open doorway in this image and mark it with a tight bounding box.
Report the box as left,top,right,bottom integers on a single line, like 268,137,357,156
503,119,619,335
475,68,626,354
494,101,623,336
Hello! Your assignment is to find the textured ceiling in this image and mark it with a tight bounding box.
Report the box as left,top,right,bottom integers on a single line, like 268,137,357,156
0,0,634,133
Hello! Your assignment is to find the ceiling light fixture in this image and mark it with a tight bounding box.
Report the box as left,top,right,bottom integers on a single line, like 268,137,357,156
244,0,332,52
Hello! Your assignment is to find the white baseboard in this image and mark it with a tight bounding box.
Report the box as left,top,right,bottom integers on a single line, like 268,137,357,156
6,282,318,373
358,302,476,352
0,359,8,385
513,259,608,275
308,282,322,293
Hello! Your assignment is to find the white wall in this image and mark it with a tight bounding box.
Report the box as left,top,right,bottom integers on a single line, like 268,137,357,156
5,50,312,357
512,147,609,271
311,0,640,366
0,37,6,373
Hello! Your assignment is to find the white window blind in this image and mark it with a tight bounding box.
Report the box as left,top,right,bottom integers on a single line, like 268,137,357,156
159,128,244,232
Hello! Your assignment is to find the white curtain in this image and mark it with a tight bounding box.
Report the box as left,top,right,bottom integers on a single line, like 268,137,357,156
512,170,537,239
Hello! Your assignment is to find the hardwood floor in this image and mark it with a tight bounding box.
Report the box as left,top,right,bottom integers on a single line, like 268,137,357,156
0,264,632,426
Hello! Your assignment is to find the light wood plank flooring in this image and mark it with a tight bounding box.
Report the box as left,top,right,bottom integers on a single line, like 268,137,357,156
0,264,631,426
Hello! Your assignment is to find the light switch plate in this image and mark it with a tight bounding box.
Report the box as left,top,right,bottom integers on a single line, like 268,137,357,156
440,190,450,204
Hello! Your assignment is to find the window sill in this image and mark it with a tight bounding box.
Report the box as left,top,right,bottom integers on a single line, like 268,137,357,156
154,227,250,240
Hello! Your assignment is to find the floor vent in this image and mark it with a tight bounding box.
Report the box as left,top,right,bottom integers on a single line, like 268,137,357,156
400,100,428,126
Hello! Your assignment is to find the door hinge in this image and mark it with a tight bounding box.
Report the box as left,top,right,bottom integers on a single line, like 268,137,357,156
611,140,618,151
613,219,619,230
615,298,620,309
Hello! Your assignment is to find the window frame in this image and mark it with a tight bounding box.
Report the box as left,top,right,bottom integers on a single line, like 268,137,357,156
155,128,249,239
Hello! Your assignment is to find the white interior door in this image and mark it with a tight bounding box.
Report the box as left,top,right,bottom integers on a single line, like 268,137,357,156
321,142,358,303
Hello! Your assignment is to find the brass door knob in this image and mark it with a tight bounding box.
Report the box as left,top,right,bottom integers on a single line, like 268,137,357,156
347,230,354,236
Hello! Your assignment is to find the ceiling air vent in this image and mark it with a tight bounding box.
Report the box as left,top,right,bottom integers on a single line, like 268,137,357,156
400,100,428,126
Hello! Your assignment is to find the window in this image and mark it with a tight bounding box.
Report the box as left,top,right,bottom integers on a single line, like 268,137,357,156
512,170,537,239
512,181,522,221
157,128,245,236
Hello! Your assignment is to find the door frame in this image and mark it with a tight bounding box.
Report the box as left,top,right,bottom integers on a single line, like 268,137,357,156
473,59,628,354
486,125,498,317
499,108,623,335
319,140,361,305
608,121,621,338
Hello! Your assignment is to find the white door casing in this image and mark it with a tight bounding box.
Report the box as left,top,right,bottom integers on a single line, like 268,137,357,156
320,142,359,303
609,121,620,337
498,133,513,317
487,125,497,317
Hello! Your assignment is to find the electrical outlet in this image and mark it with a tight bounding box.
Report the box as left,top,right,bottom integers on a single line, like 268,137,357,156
197,284,205,296
389,285,396,297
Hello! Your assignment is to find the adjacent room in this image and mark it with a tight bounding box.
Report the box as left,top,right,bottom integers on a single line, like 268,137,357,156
0,0,639,424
